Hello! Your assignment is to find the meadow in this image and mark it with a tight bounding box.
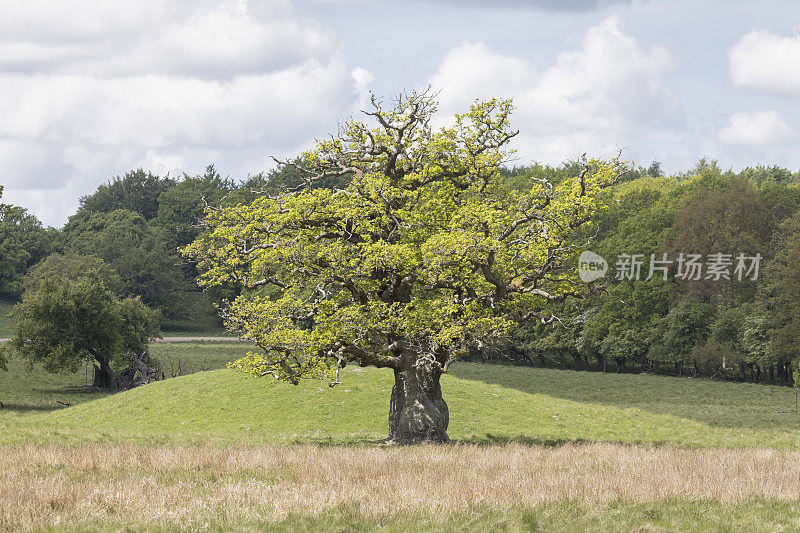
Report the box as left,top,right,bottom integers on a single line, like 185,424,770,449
2,342,800,531
4,443,800,532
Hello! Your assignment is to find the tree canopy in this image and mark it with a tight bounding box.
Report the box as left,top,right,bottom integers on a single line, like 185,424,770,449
0,187,55,298
64,209,190,319
72,169,176,222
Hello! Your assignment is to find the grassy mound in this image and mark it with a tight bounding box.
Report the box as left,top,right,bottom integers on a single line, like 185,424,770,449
3,362,798,447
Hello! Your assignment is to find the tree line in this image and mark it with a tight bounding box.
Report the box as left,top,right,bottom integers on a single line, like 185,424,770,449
499,160,800,385
1,152,799,389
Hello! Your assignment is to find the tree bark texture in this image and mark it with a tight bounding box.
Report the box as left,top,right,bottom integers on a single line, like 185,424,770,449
387,355,449,444
93,358,115,388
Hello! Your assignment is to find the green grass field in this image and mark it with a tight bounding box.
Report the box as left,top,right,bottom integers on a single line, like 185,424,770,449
10,499,800,532
1,342,799,447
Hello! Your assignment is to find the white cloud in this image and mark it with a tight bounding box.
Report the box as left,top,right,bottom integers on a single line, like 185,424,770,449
351,67,375,108
430,42,539,104
717,111,795,146
410,0,632,12
0,0,367,226
428,15,680,164
729,29,800,95
0,1,329,78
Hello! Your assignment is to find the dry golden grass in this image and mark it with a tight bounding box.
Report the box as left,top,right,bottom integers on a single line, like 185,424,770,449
2,442,800,531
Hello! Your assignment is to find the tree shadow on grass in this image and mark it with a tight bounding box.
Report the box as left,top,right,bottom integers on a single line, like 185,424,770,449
0,386,111,414
0,403,68,414
453,434,581,447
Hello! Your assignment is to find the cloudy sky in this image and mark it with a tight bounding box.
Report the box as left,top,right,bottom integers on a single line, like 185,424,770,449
2,0,799,226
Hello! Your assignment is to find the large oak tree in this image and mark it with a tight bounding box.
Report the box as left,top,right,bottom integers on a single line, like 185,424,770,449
184,91,623,443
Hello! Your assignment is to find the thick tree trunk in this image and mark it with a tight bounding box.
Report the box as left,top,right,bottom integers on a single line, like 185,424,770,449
387,356,449,444
92,352,153,389
93,358,115,388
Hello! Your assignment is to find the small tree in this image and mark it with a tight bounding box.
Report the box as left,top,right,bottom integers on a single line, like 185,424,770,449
184,90,624,443
7,274,161,388
649,299,713,376
740,314,774,382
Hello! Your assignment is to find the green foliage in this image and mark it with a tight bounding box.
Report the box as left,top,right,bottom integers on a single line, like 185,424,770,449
498,160,583,191
9,275,121,374
665,178,785,304
741,314,774,369
74,168,176,221
185,92,623,384
579,282,668,369
155,165,233,248
524,303,587,368
65,209,190,319
158,292,229,335
738,164,800,187
591,177,679,266
228,156,352,206
762,210,800,363
648,299,713,371
24,252,122,295
0,299,15,339
693,305,748,371
511,163,800,382
0,189,55,298
793,361,800,389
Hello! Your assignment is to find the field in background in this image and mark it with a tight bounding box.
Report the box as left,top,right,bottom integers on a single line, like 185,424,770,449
0,342,246,413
